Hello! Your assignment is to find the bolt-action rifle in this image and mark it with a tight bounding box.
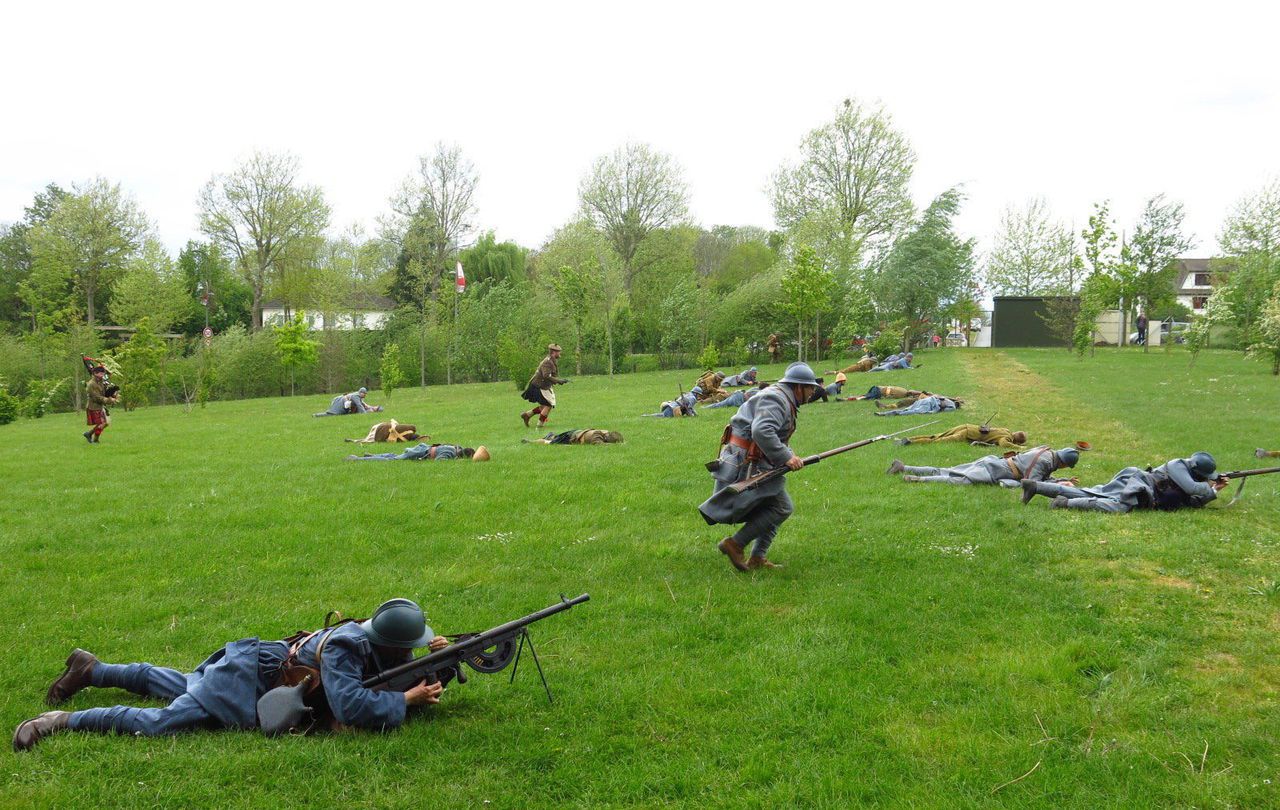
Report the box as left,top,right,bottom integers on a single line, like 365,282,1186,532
1216,466,1280,506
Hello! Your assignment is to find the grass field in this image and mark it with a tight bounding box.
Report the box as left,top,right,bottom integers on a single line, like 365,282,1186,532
2,347,1278,808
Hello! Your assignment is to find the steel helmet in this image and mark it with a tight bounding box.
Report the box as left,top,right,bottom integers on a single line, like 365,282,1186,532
1185,451,1216,481
835,372,847,383
691,385,703,395
361,598,433,649
472,445,491,462
778,362,819,386
1056,447,1080,468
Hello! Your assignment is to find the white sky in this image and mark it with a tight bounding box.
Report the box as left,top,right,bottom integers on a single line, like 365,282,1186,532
3,1,1277,261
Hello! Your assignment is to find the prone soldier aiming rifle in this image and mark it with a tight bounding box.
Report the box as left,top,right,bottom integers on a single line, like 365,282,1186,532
257,594,590,735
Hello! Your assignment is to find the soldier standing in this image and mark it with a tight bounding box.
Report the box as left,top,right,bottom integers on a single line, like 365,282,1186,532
700,363,819,572
520,344,569,428
766,333,781,364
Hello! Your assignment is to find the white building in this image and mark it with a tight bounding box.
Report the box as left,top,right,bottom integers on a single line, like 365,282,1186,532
262,294,398,330
1172,259,1220,316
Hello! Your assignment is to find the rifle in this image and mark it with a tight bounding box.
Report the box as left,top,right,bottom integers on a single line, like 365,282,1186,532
726,420,939,495
256,594,589,735
363,593,590,700
979,412,996,432
1217,466,1280,506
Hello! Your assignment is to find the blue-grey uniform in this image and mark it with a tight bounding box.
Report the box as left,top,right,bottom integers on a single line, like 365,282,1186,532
315,391,371,417
870,354,913,372
66,623,408,737
706,389,750,409
1035,457,1218,513
699,383,800,559
350,443,464,461
722,368,758,387
904,445,1073,486
874,395,958,416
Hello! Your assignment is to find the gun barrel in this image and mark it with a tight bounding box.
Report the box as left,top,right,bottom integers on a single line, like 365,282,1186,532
362,593,590,688
1223,466,1280,479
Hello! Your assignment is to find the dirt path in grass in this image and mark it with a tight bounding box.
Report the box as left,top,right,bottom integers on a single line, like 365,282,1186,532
957,350,1149,454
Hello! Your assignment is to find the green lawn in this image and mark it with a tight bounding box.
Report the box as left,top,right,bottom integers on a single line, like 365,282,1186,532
1,348,1278,808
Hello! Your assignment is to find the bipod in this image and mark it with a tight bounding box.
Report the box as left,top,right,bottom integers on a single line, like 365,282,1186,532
509,627,555,704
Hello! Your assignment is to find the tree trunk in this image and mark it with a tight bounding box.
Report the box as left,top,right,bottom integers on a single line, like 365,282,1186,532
796,323,803,362
85,281,96,327
605,303,614,377
419,311,427,387
252,285,264,331
574,325,582,375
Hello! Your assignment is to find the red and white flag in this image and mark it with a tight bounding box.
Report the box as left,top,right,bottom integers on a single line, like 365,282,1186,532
455,260,466,292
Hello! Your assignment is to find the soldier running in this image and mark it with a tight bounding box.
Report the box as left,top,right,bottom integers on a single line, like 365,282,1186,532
700,362,820,572
887,445,1080,486
521,344,569,428
1021,452,1227,512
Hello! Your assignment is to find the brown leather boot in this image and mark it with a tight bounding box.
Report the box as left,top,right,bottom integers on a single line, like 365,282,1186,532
746,556,782,570
521,411,531,427
12,711,70,752
885,459,905,475
717,538,748,572
46,648,98,705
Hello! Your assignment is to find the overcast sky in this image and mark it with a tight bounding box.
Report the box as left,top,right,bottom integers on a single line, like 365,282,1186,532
3,1,1277,261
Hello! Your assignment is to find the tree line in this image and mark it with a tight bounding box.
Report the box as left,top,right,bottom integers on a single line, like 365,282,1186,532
3,96,1278,422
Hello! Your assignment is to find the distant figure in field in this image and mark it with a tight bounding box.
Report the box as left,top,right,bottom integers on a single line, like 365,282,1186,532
82,364,120,444
888,445,1080,487
1022,452,1226,513
874,394,961,417
766,333,781,364
705,383,767,410
314,388,382,417
526,429,624,445
932,334,942,349
899,424,1027,449
13,598,450,751
1256,448,1279,459
345,420,427,444
346,443,490,462
1135,312,1149,345
721,367,759,387
521,344,569,428
829,355,878,375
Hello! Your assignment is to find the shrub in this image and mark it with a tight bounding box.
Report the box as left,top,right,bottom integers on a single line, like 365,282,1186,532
0,387,17,425
867,331,900,359
696,342,721,370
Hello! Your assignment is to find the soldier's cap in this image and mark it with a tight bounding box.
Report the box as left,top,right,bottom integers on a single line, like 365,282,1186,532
472,445,491,462
1075,441,1092,451
691,385,703,394
548,343,562,352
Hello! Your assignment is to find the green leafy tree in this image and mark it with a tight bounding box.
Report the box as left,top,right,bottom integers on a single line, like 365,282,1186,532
272,311,318,395
1120,195,1194,352
111,318,167,409
874,188,976,352
770,98,916,274
696,341,721,370
0,183,68,329
943,297,984,347
546,263,601,376
380,342,406,399
459,231,527,286
26,178,149,327
199,151,330,330
1251,280,1280,374
579,142,689,294
1073,273,1116,356
781,246,837,361
175,241,252,334
984,198,1076,294
537,219,625,375
109,238,189,332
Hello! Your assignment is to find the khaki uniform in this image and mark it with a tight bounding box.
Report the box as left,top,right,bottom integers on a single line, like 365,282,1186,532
350,420,423,444
906,425,1024,449
835,357,876,374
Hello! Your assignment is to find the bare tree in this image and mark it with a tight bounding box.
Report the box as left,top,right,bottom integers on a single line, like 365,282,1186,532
198,152,330,330
770,98,916,274
382,143,479,385
579,142,689,294
984,198,1076,295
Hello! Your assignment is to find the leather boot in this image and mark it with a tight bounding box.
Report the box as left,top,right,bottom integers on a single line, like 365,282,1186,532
83,431,94,444
1050,495,1070,509
746,556,782,570
521,411,531,427
717,538,748,572
885,459,905,475
1020,479,1039,504
12,711,70,752
902,475,921,483
46,648,98,705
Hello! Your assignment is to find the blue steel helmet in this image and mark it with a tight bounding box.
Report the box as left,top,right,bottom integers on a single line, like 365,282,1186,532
691,385,703,395
1057,447,1080,468
357,387,368,396
1185,451,1216,481
362,598,433,649
779,362,819,386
